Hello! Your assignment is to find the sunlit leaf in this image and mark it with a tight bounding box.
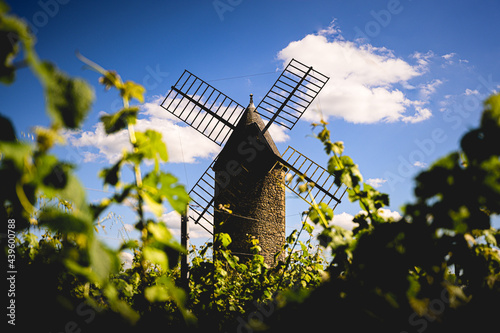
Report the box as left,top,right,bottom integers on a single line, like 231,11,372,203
99,70,122,90
38,208,92,234
40,62,94,129
89,238,120,281
100,107,138,134
121,80,145,103
143,246,168,269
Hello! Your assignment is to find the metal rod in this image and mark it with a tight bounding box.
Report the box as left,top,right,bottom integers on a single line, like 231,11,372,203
172,87,236,130
276,155,342,204
180,206,189,291
261,66,314,134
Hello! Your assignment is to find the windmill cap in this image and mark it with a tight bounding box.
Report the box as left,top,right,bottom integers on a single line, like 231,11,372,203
246,94,256,112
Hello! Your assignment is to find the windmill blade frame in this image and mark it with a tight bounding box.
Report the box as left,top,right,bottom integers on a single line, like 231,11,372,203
186,158,217,235
160,70,246,146
273,146,347,210
161,59,336,235
256,58,329,133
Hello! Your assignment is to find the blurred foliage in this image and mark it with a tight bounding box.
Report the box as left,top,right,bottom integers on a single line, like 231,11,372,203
2,1,499,332
258,97,500,332
0,2,326,332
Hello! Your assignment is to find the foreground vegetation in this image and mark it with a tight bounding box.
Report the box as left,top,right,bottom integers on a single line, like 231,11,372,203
1,2,499,332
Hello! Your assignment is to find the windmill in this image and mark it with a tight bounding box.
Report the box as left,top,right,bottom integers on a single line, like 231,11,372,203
160,59,346,267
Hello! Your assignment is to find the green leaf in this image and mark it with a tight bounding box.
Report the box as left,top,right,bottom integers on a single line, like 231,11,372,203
36,154,71,191
39,62,94,129
303,221,314,234
0,1,10,14
120,81,145,103
54,172,88,212
0,114,16,141
99,158,123,186
0,28,18,84
100,107,139,134
221,250,237,269
141,190,164,217
0,8,32,85
89,238,120,281
145,284,170,303
147,221,176,247
0,140,31,169
119,240,139,251
158,172,189,214
216,233,232,248
135,130,168,169
99,70,122,90
143,246,168,269
38,208,92,234
33,126,64,152
332,141,344,156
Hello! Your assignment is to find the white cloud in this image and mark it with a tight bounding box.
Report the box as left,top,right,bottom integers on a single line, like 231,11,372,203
464,88,480,96
119,251,134,270
366,178,387,188
277,22,436,124
410,51,436,72
332,208,402,230
377,208,402,221
419,79,443,99
64,95,222,164
64,93,292,165
401,106,432,123
161,210,212,239
413,161,427,168
332,212,356,230
442,53,456,60
266,122,290,143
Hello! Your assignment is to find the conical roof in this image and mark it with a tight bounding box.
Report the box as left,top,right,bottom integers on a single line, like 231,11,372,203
213,94,280,170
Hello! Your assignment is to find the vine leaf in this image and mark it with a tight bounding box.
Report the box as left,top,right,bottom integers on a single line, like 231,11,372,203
40,62,95,129
101,107,139,134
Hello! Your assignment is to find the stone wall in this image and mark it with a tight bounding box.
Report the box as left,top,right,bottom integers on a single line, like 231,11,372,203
214,165,286,266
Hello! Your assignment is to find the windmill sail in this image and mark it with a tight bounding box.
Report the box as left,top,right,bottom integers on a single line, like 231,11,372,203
161,60,337,236
187,159,217,235
273,146,346,210
255,59,329,133
160,70,246,146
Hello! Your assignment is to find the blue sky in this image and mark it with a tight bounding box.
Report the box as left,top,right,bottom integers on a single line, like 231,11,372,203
3,0,500,250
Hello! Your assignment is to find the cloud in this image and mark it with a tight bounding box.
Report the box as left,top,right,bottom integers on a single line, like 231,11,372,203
377,208,402,221
464,88,480,96
366,178,387,188
161,210,212,239
277,22,437,124
410,51,435,73
332,208,402,230
442,53,456,60
419,79,443,99
64,95,222,164
332,212,356,230
401,106,432,123
266,123,290,143
64,94,291,165
119,251,134,270
413,161,427,168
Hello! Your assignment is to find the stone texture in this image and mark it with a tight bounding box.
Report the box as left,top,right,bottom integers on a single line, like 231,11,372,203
213,99,286,266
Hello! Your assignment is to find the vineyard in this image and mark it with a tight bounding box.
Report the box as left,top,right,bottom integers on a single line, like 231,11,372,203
1,2,500,332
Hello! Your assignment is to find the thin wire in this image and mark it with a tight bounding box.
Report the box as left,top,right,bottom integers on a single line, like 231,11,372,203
85,187,114,194
207,71,277,83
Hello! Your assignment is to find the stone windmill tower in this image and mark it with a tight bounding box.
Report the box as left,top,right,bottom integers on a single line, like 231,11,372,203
161,59,345,266
213,95,286,263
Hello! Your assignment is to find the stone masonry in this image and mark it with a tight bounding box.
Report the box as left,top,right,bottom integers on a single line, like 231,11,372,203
213,95,286,266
